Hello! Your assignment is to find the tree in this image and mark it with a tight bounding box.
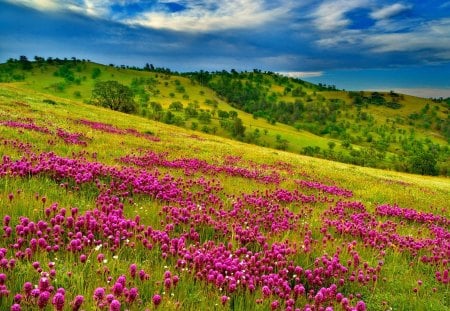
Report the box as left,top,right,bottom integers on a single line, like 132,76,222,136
169,101,183,111
19,55,32,70
91,68,101,79
408,152,438,175
231,117,246,138
91,81,136,113
328,141,336,150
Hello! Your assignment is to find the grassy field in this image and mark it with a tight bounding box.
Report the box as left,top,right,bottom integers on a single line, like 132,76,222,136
2,59,448,177
0,83,448,310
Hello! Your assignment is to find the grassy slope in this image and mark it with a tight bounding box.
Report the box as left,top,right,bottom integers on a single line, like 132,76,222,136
11,63,340,153
8,62,449,160
0,83,449,310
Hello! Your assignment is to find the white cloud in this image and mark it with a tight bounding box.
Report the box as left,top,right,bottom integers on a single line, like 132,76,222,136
370,3,411,20
311,0,370,31
368,18,450,56
5,0,62,11
123,0,296,32
277,71,323,78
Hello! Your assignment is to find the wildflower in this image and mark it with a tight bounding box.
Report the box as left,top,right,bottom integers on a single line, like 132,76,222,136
356,301,366,311
10,304,21,311
221,295,229,305
129,264,137,278
71,295,84,311
52,292,65,311
152,294,162,307
262,285,271,297
128,288,138,303
93,287,105,301
109,299,121,311
38,291,51,309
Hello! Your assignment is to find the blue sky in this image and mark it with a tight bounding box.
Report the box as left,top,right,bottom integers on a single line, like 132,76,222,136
1,0,449,97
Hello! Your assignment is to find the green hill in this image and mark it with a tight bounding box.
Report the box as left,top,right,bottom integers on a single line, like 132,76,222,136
1,56,449,175
0,72,449,310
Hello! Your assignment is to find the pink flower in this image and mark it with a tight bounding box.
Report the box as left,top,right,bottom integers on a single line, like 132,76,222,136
109,299,121,311
52,292,65,311
152,294,162,307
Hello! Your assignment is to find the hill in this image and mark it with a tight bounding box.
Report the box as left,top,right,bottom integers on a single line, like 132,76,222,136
1,56,449,175
0,64,449,310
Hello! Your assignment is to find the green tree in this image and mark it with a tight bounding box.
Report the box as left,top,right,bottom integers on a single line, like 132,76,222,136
91,68,101,79
409,152,438,175
91,80,136,113
231,117,246,138
169,101,183,111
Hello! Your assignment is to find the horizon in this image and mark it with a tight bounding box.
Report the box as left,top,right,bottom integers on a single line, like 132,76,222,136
1,0,450,98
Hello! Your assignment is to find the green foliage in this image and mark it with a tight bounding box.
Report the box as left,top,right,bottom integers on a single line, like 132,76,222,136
91,67,101,79
169,101,184,111
408,151,438,175
91,80,137,113
198,110,211,124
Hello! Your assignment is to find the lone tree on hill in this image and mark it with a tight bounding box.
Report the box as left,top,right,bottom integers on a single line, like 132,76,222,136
408,151,438,176
91,80,136,113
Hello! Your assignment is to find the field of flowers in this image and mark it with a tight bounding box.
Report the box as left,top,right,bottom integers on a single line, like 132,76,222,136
0,85,449,310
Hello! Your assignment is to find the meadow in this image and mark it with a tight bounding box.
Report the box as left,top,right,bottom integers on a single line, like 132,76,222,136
1,58,448,175
0,81,449,311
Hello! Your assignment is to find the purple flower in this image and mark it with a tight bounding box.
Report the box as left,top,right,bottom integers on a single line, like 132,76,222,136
71,295,84,311
52,292,65,311
221,295,229,305
128,287,138,303
109,299,121,311
11,304,21,311
38,277,50,291
262,285,271,297
129,264,137,278
23,282,33,296
112,282,124,296
94,287,105,301
0,273,6,285
38,291,51,309
152,294,162,307
356,301,366,311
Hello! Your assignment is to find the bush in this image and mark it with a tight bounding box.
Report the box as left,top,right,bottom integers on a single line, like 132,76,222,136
91,80,137,113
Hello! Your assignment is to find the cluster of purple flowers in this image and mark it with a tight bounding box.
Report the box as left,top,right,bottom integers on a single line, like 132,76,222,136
0,113,446,310
78,119,160,142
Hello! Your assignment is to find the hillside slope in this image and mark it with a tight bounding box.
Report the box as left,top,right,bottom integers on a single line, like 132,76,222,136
0,83,449,310
1,57,449,176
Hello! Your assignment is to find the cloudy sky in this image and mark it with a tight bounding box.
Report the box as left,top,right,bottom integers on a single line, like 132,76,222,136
1,0,450,97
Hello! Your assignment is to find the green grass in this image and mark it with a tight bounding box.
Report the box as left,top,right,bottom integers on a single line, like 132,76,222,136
0,74,449,310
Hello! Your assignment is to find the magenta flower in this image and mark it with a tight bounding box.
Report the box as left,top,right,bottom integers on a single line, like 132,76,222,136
10,304,21,311
221,295,229,305
71,295,84,311
37,291,51,309
52,292,65,311
152,294,162,307
129,264,137,278
262,285,271,297
94,287,105,301
356,301,366,311
109,299,121,311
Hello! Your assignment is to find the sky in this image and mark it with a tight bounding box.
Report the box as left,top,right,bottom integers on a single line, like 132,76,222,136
1,0,450,98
